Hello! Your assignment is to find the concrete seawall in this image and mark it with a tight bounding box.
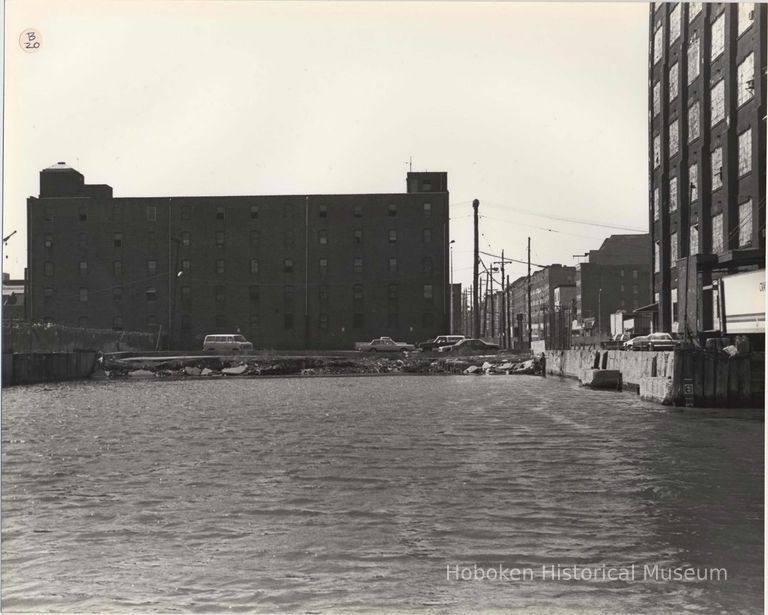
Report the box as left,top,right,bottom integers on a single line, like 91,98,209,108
545,348,674,385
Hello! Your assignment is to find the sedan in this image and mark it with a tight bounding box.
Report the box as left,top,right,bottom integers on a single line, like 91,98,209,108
645,332,680,351
439,339,499,354
623,335,649,351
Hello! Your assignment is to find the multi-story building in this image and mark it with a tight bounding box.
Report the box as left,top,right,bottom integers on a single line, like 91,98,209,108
574,234,652,338
648,2,765,337
27,164,450,349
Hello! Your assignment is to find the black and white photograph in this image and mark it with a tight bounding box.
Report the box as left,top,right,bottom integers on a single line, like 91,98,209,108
1,1,765,613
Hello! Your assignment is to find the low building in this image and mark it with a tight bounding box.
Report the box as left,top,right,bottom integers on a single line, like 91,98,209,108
2,273,25,322
27,164,450,349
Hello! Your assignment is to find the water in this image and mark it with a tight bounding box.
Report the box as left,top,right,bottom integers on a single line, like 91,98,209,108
2,375,763,613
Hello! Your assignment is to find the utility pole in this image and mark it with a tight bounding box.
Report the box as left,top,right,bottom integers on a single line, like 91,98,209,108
505,273,511,350
472,199,480,339
489,267,495,338
501,250,506,349
527,237,532,348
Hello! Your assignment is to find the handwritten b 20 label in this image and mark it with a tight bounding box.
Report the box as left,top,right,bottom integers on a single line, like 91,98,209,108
19,29,41,53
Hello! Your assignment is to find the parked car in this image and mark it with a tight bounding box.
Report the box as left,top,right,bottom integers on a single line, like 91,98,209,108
357,337,415,353
417,335,466,352
202,334,254,354
623,335,649,351
438,338,499,354
645,332,680,351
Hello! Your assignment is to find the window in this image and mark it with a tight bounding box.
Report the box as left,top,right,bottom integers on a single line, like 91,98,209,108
423,202,432,217
250,205,259,219
422,228,432,243
44,287,54,301
710,80,724,126
633,284,639,295
182,205,191,220
737,53,755,106
653,81,661,116
633,270,638,279
738,3,755,36
79,261,88,277
711,147,723,191
182,259,191,274
216,259,225,274
653,134,661,168
181,286,191,303
215,286,225,303
113,316,123,330
78,233,88,249
113,233,122,248
738,130,752,176
353,284,363,301
250,258,259,274
422,312,434,328
669,119,679,157
690,224,699,255
669,176,678,212
422,180,432,191
249,285,259,303
423,257,433,274
113,287,123,302
388,284,398,300
353,229,362,245
79,288,88,302
113,261,122,277
111,205,121,221
670,232,678,267
711,12,724,61
711,213,724,254
689,2,702,21
739,200,753,247
689,163,698,201
388,203,397,217
147,260,157,276
669,4,681,44
284,258,294,273
353,257,363,273
653,25,663,64
687,35,700,83
353,313,364,328
318,230,328,245
318,285,328,301
319,258,328,274
43,234,53,249
319,314,329,330
353,206,362,218
216,206,225,220
250,230,259,247
423,284,433,300
216,231,225,248
319,205,328,218
668,62,679,101
688,102,700,142
653,187,660,221
44,207,54,223
146,287,158,302
654,242,660,273
147,205,156,222
181,232,191,247
148,232,157,249
388,257,398,273
388,229,397,244
79,206,88,222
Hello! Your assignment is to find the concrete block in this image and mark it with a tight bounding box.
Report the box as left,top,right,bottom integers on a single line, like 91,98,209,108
580,369,622,389
639,377,675,405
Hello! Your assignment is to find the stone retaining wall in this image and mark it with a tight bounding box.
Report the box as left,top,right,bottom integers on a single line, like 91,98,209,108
545,349,675,387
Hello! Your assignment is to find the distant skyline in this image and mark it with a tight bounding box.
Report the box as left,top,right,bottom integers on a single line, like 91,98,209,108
4,1,650,286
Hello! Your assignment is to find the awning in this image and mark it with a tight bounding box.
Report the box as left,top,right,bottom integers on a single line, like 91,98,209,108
634,302,658,313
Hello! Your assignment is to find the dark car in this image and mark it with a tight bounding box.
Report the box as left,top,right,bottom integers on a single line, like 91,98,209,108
417,335,466,352
645,332,680,351
439,338,499,354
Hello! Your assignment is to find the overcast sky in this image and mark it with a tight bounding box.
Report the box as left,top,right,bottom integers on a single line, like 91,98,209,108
3,0,650,286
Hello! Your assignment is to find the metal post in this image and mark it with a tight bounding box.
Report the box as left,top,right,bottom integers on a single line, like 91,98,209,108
473,199,480,339
167,198,172,350
527,237,532,348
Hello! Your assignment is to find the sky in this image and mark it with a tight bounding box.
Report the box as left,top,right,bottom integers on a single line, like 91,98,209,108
3,0,650,287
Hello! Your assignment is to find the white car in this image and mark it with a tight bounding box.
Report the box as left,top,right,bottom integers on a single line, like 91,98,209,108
203,334,254,354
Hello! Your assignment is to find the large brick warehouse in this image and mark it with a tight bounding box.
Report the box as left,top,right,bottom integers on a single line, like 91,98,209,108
26,164,450,350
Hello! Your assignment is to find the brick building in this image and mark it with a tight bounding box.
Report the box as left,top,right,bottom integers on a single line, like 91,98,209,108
648,2,765,336
574,234,652,338
27,164,450,349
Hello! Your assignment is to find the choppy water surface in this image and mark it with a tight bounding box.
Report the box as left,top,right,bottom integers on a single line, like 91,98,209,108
2,375,763,613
